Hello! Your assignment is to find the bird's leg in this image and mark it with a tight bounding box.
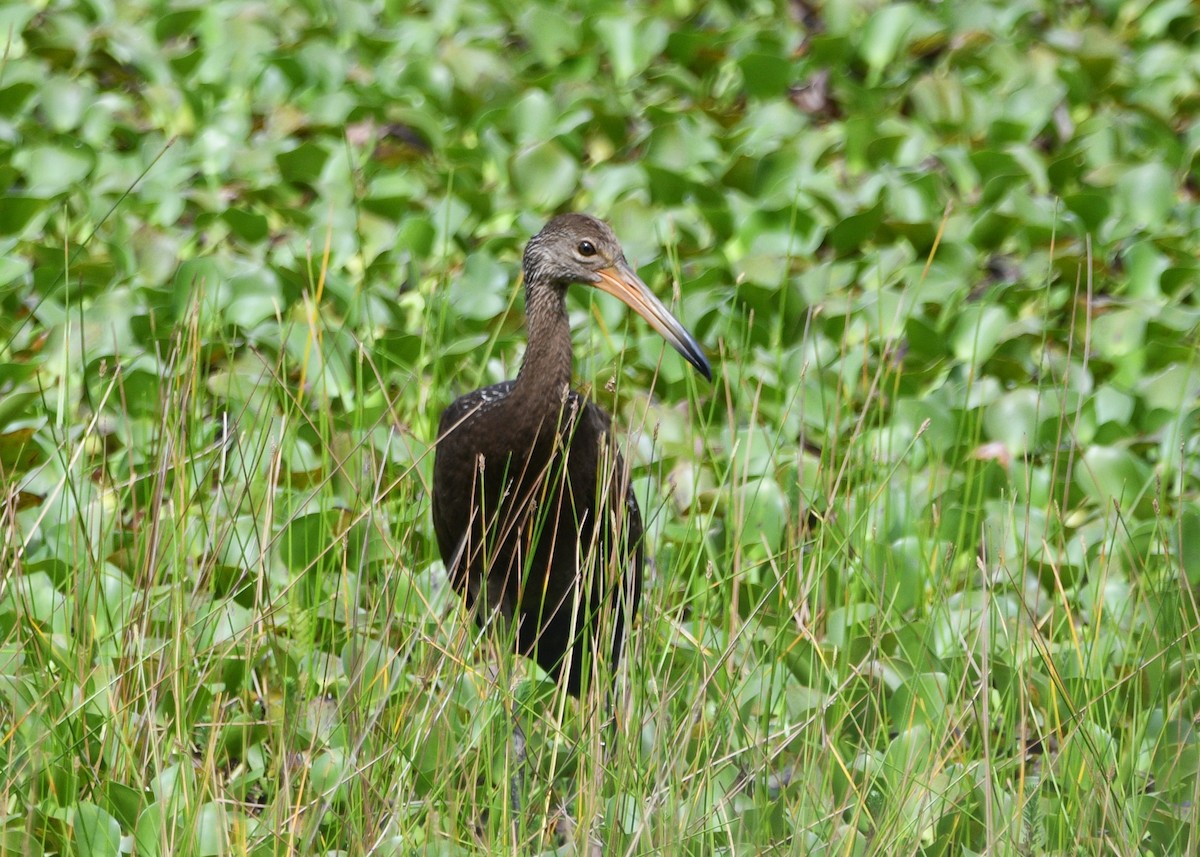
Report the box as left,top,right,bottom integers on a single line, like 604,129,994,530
486,644,530,843
509,714,527,817
601,684,620,759
504,687,527,824
486,606,529,836
466,491,532,834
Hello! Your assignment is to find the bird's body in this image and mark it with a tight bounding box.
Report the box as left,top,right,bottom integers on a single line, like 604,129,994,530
433,382,642,695
432,214,709,696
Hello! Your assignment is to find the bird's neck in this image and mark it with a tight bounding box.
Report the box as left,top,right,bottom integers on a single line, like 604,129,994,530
512,281,573,414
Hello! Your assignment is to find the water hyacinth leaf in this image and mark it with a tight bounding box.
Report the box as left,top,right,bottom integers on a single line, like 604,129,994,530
1091,386,1133,429
827,201,886,254
13,143,95,194
509,139,579,209
888,674,951,730
861,4,921,85
0,196,48,235
0,79,37,116
1180,505,1200,586
279,511,336,576
520,5,582,65
1116,162,1175,227
221,207,270,243
1090,308,1148,361
983,388,1042,455
72,803,121,857
5,0,1200,851
277,141,330,183
448,251,509,321
738,51,792,99
1138,363,1198,412
1075,446,1153,515
734,475,788,556
952,304,1011,366
594,14,669,83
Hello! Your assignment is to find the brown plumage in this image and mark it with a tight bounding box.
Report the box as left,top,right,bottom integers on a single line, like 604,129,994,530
432,214,711,696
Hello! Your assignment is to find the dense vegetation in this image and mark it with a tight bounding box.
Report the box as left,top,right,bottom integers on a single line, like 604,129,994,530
2,0,1198,853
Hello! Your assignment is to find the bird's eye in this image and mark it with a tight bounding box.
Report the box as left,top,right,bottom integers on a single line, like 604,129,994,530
577,240,596,257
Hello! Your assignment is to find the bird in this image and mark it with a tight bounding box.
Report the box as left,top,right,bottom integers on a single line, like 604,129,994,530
432,213,711,698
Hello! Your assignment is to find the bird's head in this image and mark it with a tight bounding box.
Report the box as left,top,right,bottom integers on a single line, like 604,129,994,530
523,213,624,288
522,213,712,381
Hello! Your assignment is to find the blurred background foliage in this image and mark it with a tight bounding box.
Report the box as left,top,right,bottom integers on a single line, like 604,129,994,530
2,0,1199,854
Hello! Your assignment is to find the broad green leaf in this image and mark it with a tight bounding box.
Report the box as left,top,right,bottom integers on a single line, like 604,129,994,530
1181,504,1200,587
860,4,917,85
0,196,48,235
952,304,1011,366
1116,162,1175,227
509,140,579,209
1075,446,1153,514
447,251,509,321
13,144,95,194
984,388,1042,455
888,673,950,730
277,141,330,183
194,803,229,857
595,14,669,83
221,207,270,243
72,803,121,857
520,6,581,65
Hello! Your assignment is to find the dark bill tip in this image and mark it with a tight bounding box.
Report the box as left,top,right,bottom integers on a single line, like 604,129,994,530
595,264,712,382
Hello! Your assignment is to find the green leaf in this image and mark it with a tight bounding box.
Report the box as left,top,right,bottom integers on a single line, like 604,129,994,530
279,511,336,576
1123,241,1169,298
1092,386,1133,428
520,6,581,66
276,141,330,183
859,4,916,85
0,196,48,236
221,207,270,243
984,388,1042,455
98,782,143,830
13,144,95,194
827,201,885,253
194,803,229,856
447,251,509,321
1116,163,1175,227
888,673,950,730
952,304,1011,366
1180,504,1200,587
0,81,37,116
509,140,579,209
738,52,792,99
595,14,669,83
72,803,121,857
1075,446,1153,515
1063,191,1110,233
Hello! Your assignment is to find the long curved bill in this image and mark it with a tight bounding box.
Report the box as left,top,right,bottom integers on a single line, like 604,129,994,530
595,262,712,381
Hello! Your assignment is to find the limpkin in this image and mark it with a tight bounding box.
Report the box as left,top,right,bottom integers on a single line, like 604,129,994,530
433,213,711,697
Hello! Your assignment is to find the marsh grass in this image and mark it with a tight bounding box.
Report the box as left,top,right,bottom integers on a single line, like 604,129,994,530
6,209,1196,855
4,1,1200,854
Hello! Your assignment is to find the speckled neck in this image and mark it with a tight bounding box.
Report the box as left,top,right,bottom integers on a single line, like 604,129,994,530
511,279,573,416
